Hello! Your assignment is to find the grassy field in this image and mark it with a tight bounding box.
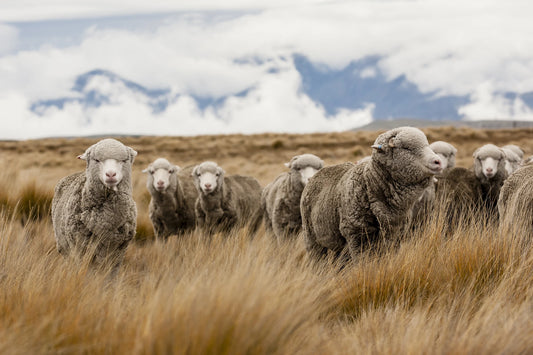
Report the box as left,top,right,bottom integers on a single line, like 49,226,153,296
1,126,533,354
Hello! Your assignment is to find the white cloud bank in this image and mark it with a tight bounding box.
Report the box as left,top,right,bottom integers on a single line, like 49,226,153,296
1,0,533,139
1,62,373,139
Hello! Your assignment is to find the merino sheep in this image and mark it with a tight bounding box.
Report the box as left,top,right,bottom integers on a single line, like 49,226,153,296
501,146,522,175
434,167,483,229
502,144,524,160
143,158,197,240
410,140,458,226
261,154,324,240
301,127,442,260
52,138,137,269
429,141,457,171
192,161,262,234
473,144,508,213
498,163,533,233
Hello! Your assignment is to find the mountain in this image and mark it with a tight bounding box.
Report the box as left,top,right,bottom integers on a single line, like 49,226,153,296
30,56,533,123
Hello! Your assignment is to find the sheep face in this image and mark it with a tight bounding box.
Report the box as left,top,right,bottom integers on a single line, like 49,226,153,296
371,127,442,183
192,162,225,195
285,154,324,186
429,141,457,170
78,138,137,191
143,158,179,192
473,144,505,180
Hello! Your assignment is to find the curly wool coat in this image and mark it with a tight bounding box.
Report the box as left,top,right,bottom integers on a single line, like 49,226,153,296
52,139,137,267
261,154,323,240
301,127,441,260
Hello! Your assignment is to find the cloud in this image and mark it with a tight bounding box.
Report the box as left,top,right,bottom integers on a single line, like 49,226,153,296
0,23,18,55
1,0,533,139
459,82,533,120
1,61,373,140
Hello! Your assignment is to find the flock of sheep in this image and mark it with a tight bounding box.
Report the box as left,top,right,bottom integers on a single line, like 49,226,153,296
50,127,533,269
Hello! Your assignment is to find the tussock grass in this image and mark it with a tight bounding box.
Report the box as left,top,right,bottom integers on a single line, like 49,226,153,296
2,129,533,353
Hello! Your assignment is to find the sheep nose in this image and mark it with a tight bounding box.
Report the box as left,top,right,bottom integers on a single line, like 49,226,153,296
205,183,212,189
157,180,164,186
434,159,441,166
106,171,117,178
486,167,493,173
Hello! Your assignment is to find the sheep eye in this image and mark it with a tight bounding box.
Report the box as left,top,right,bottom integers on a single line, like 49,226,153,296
94,159,100,163
215,173,220,177
122,159,128,163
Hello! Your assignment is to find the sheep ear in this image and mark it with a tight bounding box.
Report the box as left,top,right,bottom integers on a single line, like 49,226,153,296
218,167,226,176
371,144,383,150
191,166,198,177
472,148,480,158
129,147,138,162
285,155,299,168
77,150,89,160
387,137,396,148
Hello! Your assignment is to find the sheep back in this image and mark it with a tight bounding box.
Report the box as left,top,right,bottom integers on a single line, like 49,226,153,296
498,164,533,233
262,172,303,238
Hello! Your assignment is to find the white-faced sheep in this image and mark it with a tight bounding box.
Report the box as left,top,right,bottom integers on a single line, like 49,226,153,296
261,154,324,240
301,127,442,260
429,141,457,171
501,146,522,175
498,163,533,234
410,140,458,226
192,161,262,234
143,158,197,240
473,144,508,213
502,144,524,160
51,138,137,269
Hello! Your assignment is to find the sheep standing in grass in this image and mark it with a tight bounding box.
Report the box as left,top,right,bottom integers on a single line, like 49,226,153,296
498,164,533,233
52,139,137,269
192,161,262,234
410,141,458,226
473,144,508,213
261,154,324,240
301,127,442,260
143,158,197,240
434,167,483,228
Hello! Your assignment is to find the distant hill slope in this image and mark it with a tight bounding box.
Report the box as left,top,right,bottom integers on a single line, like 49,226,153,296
354,119,533,131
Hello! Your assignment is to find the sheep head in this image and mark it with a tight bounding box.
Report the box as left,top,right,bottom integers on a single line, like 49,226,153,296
78,138,137,191
429,141,457,170
143,158,180,192
285,154,324,186
473,144,506,180
192,161,225,195
371,127,442,183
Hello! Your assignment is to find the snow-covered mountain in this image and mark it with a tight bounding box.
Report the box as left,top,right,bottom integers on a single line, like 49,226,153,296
31,55,533,124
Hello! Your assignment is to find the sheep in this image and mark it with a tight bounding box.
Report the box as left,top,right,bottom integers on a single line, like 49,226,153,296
429,141,457,171
501,146,522,175
261,154,324,240
51,138,137,270
192,161,262,234
434,167,483,229
498,163,533,234
502,144,524,160
143,158,197,240
473,144,508,213
301,127,442,260
410,140,458,227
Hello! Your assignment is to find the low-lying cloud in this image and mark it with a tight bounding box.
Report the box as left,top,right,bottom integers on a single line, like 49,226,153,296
1,0,533,139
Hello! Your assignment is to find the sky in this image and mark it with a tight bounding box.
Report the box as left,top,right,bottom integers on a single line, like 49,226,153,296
1,0,533,139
